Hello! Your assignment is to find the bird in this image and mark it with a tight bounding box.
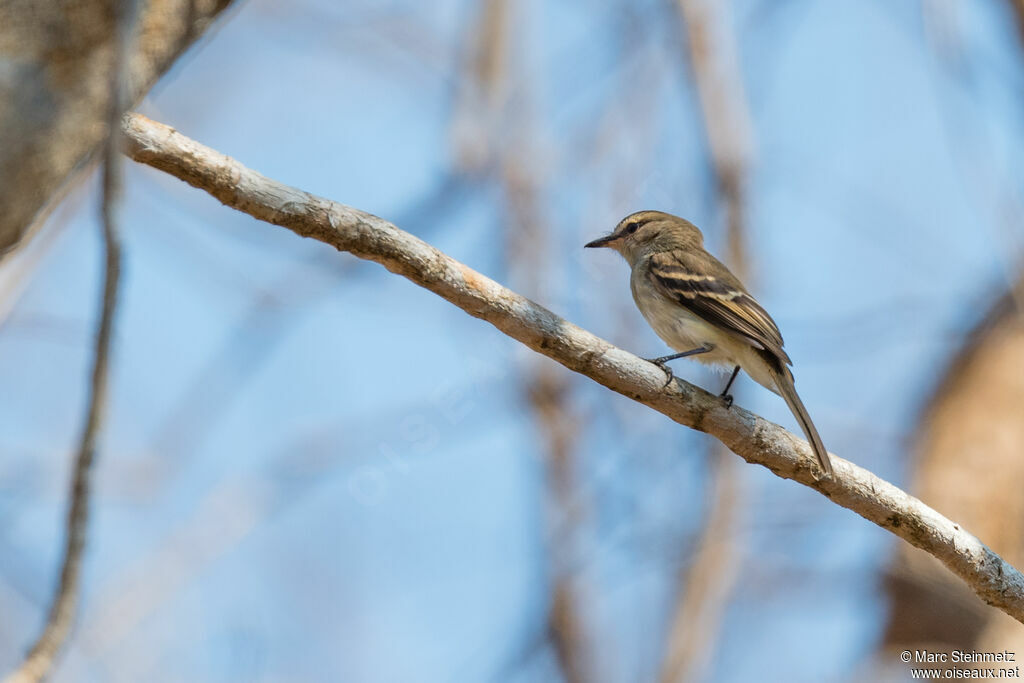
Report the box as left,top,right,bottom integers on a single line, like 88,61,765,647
585,210,833,477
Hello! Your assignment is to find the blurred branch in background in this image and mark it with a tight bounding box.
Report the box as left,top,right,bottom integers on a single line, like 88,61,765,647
452,2,591,679
1009,0,1024,51
659,454,738,683
451,0,509,176
673,0,752,275
120,112,1024,626
0,0,236,263
660,1,751,680
503,164,593,683
505,143,592,683
3,1,139,679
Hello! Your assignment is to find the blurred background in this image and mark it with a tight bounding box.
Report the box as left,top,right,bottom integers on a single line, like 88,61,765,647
1,0,1023,681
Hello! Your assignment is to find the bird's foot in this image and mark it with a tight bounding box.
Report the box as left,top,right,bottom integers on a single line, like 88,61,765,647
719,392,734,409
645,357,675,389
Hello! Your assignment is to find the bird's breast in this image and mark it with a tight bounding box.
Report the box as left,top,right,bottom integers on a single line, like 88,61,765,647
630,268,734,366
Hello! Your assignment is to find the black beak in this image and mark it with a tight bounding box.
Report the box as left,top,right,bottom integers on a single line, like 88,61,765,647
584,234,616,249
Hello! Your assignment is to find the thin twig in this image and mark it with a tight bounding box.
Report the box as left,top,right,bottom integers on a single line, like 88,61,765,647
120,112,1024,625
3,5,134,682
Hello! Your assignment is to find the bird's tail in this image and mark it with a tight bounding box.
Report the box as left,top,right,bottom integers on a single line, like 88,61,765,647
774,370,833,477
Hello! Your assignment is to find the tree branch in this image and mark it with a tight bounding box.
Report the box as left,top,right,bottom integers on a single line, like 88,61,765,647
119,112,1024,625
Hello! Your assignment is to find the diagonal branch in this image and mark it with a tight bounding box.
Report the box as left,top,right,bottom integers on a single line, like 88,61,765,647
119,112,1024,625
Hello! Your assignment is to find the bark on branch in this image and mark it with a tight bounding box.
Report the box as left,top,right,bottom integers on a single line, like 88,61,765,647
120,112,1024,624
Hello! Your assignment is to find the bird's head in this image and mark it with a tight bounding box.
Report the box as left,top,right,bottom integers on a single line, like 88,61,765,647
585,210,704,266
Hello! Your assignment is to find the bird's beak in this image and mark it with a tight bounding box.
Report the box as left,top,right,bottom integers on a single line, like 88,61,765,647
585,234,616,249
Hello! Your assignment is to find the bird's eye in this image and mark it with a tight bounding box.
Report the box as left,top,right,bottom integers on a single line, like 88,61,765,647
624,221,640,235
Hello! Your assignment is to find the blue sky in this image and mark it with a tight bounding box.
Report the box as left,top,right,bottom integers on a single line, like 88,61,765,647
2,0,1023,681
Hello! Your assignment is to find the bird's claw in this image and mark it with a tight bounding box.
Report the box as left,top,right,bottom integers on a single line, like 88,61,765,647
645,358,674,389
720,393,734,409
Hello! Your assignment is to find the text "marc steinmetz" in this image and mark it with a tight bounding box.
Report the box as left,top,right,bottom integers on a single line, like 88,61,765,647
909,651,1016,664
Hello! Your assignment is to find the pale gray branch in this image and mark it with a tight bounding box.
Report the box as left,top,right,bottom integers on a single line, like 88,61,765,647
120,112,1024,625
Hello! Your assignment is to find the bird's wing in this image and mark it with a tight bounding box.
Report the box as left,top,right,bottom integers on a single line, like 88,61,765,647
647,249,791,366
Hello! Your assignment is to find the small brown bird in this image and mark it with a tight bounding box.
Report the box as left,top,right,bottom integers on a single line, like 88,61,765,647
586,210,833,477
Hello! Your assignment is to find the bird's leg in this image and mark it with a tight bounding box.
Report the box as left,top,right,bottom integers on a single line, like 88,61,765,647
648,346,714,365
644,345,713,388
719,365,741,408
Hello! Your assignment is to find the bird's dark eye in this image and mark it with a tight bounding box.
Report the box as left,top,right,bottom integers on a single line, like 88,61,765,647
624,221,640,235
